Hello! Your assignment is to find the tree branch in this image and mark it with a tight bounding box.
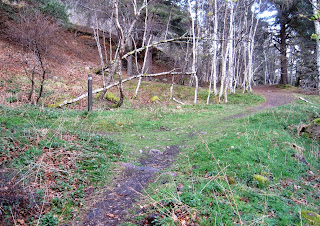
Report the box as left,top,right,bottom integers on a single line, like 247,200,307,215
57,71,193,107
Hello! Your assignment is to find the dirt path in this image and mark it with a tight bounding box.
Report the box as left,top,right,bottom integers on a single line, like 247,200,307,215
80,146,180,225
228,85,296,118
78,85,299,225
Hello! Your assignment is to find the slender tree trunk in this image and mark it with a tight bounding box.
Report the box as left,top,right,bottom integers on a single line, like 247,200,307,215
35,48,46,105
312,0,320,95
243,0,261,92
219,3,229,103
127,37,133,75
207,0,218,104
279,19,288,84
226,0,235,99
114,0,125,108
145,47,153,74
93,26,106,87
134,37,152,97
188,0,198,104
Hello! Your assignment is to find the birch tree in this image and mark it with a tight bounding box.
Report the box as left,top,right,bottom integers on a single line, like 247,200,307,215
219,3,230,103
207,0,218,104
243,0,261,92
311,0,320,95
188,0,199,104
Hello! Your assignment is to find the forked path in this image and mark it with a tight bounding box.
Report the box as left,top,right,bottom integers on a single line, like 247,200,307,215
79,86,298,225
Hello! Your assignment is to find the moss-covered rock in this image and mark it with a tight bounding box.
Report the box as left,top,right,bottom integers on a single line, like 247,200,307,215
299,119,320,140
301,210,320,225
253,174,269,185
150,96,161,103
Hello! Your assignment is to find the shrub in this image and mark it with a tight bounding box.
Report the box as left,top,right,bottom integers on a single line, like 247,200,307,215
40,0,69,23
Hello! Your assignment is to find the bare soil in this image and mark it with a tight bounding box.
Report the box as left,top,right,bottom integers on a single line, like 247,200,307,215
228,85,298,119
80,146,180,226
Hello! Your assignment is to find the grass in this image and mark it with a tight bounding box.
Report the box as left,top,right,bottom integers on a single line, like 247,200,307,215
0,106,123,224
139,95,320,225
1,85,319,225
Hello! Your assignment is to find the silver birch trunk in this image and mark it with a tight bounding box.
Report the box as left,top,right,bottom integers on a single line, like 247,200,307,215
134,37,152,97
188,0,198,104
219,2,230,103
207,0,218,104
245,0,261,92
93,26,106,87
312,0,320,95
219,45,229,103
226,0,234,99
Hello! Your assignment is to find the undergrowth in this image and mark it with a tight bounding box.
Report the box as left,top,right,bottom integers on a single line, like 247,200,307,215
0,106,123,224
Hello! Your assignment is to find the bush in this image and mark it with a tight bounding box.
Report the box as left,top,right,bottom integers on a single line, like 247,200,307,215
40,0,69,23
40,212,58,226
5,96,19,103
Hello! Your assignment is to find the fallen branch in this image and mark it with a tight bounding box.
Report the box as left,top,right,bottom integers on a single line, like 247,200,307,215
172,97,185,105
58,71,192,107
121,37,192,60
299,97,318,108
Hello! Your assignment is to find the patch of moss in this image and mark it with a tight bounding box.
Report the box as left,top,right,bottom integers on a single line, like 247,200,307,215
276,84,293,89
105,92,118,103
253,174,269,185
227,176,237,185
48,101,64,108
301,210,320,224
313,118,320,125
96,93,101,99
150,96,161,103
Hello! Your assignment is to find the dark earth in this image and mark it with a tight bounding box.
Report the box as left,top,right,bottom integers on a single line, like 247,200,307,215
81,146,180,226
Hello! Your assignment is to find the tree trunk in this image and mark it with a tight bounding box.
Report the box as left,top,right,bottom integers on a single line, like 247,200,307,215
36,48,46,105
93,27,106,87
226,0,234,98
145,48,152,74
114,0,125,108
188,0,198,104
312,0,320,95
207,0,218,104
219,3,229,103
127,38,133,76
279,19,288,84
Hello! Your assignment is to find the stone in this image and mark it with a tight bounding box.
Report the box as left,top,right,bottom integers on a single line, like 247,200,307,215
149,149,162,155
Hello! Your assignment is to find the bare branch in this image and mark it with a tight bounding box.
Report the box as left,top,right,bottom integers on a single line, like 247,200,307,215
58,71,192,107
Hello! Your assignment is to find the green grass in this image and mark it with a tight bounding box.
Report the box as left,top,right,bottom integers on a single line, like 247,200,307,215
0,106,123,224
1,89,319,225
142,96,320,225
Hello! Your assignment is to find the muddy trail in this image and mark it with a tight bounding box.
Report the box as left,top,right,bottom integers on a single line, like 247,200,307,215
80,146,180,225
78,86,300,226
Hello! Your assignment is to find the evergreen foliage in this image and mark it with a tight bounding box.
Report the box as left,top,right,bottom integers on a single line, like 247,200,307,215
1,0,69,23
